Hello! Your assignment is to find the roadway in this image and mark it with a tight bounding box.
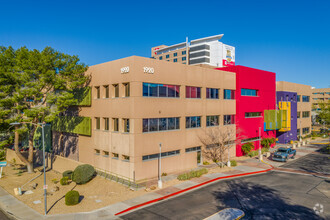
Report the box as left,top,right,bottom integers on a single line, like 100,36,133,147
121,150,330,220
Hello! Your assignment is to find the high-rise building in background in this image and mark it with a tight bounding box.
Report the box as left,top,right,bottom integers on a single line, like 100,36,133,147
151,34,235,67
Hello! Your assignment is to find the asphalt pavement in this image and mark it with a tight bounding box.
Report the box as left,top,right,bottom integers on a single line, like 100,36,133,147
121,149,330,220
280,150,330,175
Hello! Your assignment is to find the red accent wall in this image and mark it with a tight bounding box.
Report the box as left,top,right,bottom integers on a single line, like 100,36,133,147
216,66,276,156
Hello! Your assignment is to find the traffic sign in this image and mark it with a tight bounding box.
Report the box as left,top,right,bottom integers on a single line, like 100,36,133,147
43,185,48,190
0,162,7,167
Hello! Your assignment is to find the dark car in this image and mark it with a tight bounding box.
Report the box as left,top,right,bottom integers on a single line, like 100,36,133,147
272,147,296,162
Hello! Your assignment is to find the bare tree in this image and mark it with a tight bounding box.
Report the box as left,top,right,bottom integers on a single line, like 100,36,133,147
199,124,243,168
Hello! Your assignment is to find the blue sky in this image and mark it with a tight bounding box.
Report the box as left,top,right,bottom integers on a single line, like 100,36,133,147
1,0,329,88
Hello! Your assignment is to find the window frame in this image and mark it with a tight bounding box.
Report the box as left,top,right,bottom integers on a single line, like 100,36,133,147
241,88,258,97
206,88,219,99
95,117,100,130
113,84,119,98
245,112,262,118
123,82,130,97
113,118,119,132
206,115,219,127
104,117,109,131
186,86,201,99
186,116,201,129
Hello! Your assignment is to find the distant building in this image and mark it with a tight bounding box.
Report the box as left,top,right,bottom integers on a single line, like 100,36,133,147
311,87,330,125
151,34,235,67
276,81,312,143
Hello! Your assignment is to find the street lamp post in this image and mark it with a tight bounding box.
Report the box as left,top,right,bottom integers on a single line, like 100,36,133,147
158,143,162,189
259,127,263,161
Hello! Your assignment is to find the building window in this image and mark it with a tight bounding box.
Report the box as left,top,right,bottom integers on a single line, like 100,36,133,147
95,86,100,99
159,56,163,60
241,137,260,143
297,95,301,102
186,116,201,129
104,118,109,131
94,149,100,155
297,112,301,118
143,83,180,98
206,116,219,127
185,146,201,153
113,84,119,97
206,88,219,99
95,117,100,129
123,83,130,97
122,155,130,161
241,89,258,96
112,153,119,159
303,127,310,134
182,51,186,55
186,86,201,98
142,150,180,161
103,151,109,157
224,89,235,100
245,112,262,118
104,85,109,98
182,57,186,61
224,115,235,125
302,111,310,118
302,96,310,102
173,52,177,57
174,58,178,62
123,118,130,133
297,129,300,135
143,117,180,132
113,118,119,131
166,54,170,59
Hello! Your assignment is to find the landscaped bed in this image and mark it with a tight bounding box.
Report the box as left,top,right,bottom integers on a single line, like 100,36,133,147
0,165,146,215
0,159,238,215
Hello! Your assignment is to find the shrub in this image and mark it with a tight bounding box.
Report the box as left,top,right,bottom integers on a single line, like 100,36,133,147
177,168,208,181
261,138,275,149
203,161,210,165
65,190,80,206
242,142,254,154
52,178,59,184
161,172,167,177
230,160,237,167
72,164,95,185
60,176,69,185
0,150,6,161
248,150,259,157
63,170,73,180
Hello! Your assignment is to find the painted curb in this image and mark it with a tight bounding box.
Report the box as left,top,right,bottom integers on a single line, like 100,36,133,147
115,164,274,216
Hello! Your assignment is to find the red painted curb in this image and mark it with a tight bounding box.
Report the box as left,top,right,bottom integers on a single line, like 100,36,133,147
115,164,274,216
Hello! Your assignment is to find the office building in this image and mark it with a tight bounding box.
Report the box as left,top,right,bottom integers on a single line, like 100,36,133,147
151,34,235,67
276,81,312,143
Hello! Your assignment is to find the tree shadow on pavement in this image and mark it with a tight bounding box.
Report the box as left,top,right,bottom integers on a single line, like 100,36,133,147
212,180,321,220
281,154,330,175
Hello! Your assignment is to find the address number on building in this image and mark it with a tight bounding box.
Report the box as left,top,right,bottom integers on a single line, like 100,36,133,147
121,66,129,74
143,67,154,74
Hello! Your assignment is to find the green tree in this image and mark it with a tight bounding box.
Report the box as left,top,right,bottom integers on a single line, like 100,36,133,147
317,100,330,127
0,46,88,172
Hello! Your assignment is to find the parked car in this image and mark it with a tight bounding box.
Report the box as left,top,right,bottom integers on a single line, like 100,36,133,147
272,147,296,162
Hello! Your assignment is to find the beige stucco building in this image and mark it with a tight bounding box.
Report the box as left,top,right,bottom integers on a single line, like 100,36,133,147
77,56,236,181
276,81,312,137
311,88,330,110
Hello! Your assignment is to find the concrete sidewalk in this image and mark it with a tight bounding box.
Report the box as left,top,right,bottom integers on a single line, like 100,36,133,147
0,159,272,219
